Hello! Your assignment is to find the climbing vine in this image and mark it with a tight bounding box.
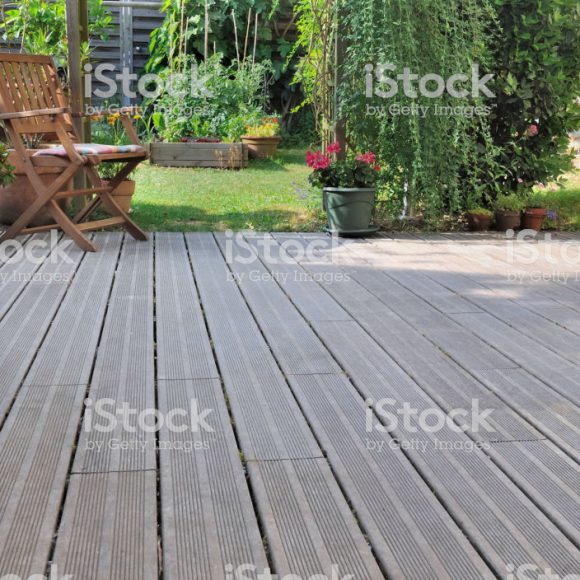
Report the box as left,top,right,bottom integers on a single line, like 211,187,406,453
293,0,337,148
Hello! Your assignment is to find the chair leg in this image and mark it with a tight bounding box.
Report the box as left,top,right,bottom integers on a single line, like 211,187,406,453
83,164,148,242
47,200,97,252
0,161,81,245
99,192,149,242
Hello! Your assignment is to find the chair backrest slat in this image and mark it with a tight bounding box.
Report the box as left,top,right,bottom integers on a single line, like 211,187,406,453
0,52,77,140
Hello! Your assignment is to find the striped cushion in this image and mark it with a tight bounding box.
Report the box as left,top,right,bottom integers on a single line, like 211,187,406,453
34,143,145,157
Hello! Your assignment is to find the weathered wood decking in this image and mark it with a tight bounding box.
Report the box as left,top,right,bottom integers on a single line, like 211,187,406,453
1,230,579,579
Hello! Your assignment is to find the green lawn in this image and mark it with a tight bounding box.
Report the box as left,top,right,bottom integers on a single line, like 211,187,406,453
129,149,579,232
542,171,580,230
131,148,324,232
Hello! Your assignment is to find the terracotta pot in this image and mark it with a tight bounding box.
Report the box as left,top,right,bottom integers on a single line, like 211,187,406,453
0,150,70,226
241,136,281,159
521,208,546,231
495,210,521,232
106,179,136,213
466,213,492,232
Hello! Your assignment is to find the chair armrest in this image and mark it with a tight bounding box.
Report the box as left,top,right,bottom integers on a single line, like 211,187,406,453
0,107,71,120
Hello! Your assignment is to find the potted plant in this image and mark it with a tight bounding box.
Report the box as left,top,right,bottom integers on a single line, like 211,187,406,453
242,117,281,159
92,112,138,212
522,191,547,231
465,207,493,231
494,193,525,231
0,144,70,226
307,143,381,236
99,162,137,213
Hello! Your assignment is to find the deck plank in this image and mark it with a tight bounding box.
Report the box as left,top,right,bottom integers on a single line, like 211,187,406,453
72,237,156,473
53,236,159,580
155,233,268,580
0,236,85,422
0,234,55,320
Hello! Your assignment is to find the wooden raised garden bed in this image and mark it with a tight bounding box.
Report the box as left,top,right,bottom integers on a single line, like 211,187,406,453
149,142,249,169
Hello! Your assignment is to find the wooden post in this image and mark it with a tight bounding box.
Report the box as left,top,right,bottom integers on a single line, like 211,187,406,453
66,0,89,200
334,0,347,159
66,0,84,138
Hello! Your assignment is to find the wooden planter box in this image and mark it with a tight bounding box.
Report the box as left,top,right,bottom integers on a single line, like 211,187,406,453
149,142,249,169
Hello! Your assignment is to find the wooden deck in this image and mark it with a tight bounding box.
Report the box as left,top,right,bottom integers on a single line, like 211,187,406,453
1,230,579,579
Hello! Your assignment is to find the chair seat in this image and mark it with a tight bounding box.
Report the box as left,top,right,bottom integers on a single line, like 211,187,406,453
34,143,146,158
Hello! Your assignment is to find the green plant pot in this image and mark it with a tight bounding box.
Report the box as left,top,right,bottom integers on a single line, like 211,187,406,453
323,187,378,237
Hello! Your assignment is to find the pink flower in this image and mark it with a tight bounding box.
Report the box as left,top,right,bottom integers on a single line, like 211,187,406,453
327,142,342,155
527,124,538,137
356,152,376,165
306,150,330,170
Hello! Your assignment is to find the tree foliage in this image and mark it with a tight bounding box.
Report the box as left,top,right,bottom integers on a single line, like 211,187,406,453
490,0,580,191
0,0,112,68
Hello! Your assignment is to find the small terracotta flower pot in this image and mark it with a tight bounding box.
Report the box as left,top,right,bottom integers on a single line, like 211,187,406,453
466,213,492,232
241,136,281,159
521,208,546,231
105,179,136,213
495,210,521,231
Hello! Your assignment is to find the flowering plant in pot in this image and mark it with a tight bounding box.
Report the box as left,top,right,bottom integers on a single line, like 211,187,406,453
522,190,548,231
307,143,382,236
494,193,525,231
465,207,493,232
91,112,140,212
242,117,281,159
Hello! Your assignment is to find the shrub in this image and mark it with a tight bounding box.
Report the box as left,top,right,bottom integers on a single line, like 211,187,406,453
490,0,580,191
0,0,111,70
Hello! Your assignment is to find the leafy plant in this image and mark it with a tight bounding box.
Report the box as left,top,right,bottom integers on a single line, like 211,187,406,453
466,207,493,217
147,55,271,143
0,0,112,73
494,193,525,212
245,117,281,137
489,0,580,192
525,191,548,209
307,143,381,189
90,112,137,180
0,143,15,187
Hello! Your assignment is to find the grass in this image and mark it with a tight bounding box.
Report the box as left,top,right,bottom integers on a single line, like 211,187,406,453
131,148,324,232
541,171,580,230
128,147,579,232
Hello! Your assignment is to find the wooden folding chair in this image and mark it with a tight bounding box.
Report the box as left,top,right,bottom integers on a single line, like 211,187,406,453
0,53,148,252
